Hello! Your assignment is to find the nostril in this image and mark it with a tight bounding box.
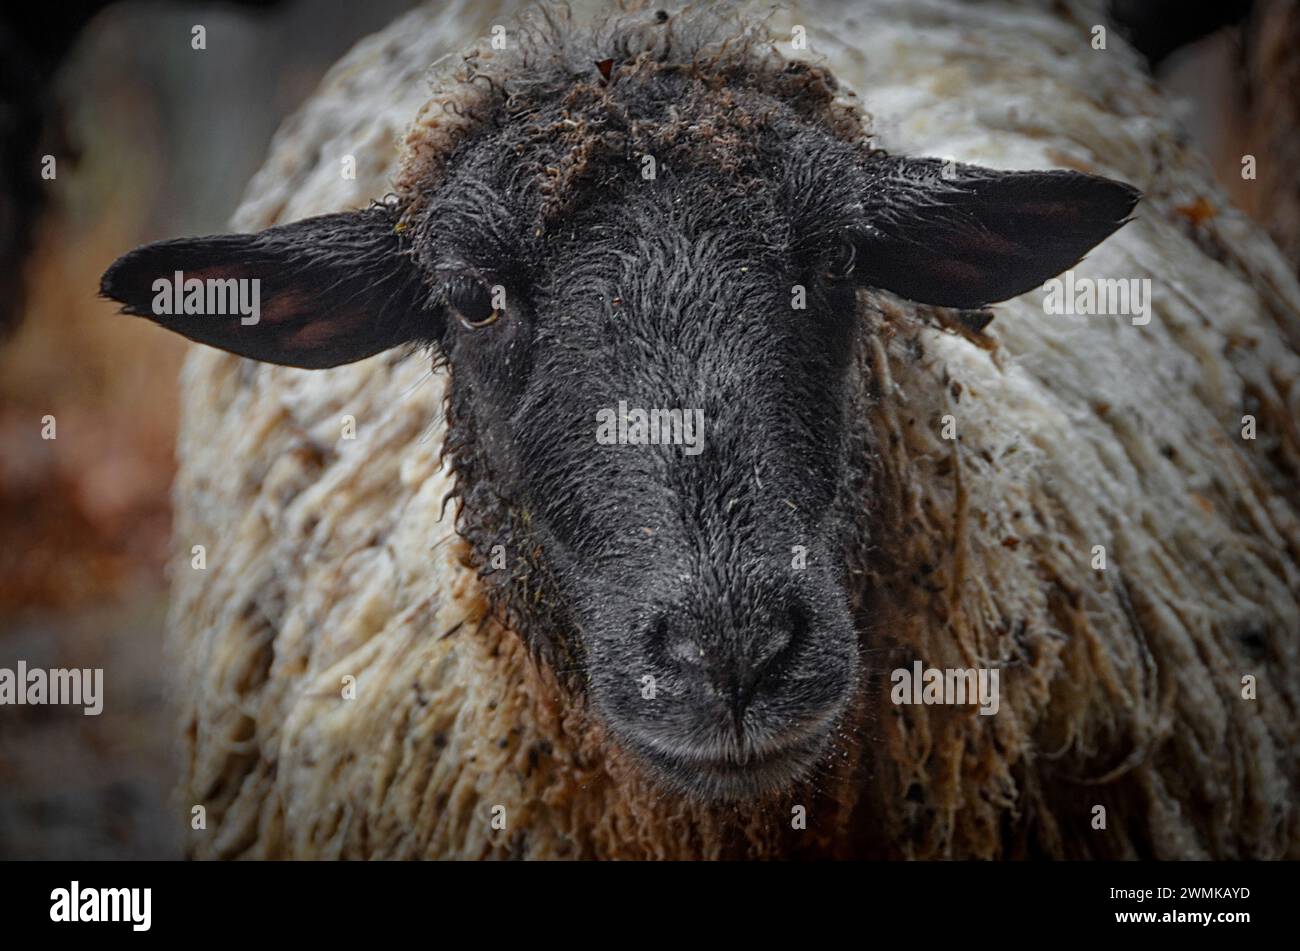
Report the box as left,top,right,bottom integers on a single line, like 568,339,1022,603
649,614,706,671
761,604,808,675
668,636,707,669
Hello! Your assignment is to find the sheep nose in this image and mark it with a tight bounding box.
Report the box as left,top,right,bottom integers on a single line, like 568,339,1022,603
653,602,807,720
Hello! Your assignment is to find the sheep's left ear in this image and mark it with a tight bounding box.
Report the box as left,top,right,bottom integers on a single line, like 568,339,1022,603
100,206,436,369
855,157,1141,309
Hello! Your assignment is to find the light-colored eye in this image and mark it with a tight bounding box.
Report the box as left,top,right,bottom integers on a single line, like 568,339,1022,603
446,275,502,329
458,308,500,330
822,238,857,280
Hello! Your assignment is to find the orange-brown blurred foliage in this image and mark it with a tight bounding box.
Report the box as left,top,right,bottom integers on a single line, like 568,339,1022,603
0,153,186,614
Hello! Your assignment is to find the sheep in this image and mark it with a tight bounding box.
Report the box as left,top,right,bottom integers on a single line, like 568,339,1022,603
99,0,1300,859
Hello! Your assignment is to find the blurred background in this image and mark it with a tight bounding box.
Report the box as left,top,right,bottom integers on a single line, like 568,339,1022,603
0,0,418,860
0,0,1297,859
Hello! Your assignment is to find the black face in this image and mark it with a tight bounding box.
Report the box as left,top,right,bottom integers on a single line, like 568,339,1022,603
422,134,870,797
99,16,1139,802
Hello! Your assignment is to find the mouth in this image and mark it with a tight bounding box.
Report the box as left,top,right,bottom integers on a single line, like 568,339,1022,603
617,707,845,802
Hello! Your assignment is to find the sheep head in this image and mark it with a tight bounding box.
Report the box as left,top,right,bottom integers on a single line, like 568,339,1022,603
99,6,1139,802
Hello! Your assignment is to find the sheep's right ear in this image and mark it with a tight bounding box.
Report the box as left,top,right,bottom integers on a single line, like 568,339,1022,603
99,206,439,369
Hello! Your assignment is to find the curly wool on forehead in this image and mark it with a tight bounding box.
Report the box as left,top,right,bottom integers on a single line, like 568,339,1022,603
393,3,871,226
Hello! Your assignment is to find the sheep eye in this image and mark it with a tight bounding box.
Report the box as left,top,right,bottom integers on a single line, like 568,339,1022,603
822,238,857,280
446,275,501,329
